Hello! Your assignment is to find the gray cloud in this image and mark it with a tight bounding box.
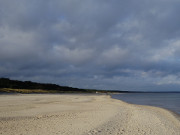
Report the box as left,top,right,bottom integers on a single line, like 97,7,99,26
0,0,180,91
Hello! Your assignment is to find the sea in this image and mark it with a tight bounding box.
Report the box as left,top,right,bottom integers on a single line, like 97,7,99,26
111,93,180,114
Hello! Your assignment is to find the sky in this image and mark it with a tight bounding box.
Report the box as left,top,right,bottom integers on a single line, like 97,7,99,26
0,0,180,91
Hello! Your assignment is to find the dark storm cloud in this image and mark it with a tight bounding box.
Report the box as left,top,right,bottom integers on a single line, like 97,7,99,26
0,0,180,91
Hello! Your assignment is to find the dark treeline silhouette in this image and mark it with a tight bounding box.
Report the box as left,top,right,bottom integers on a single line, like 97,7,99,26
0,78,88,92
0,78,125,93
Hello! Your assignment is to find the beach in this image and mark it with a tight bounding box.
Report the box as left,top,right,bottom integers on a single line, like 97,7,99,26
0,94,180,135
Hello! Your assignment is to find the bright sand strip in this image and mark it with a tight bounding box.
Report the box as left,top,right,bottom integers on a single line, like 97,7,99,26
0,94,180,135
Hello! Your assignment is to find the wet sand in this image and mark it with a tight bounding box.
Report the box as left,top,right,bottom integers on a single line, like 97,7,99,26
0,94,180,135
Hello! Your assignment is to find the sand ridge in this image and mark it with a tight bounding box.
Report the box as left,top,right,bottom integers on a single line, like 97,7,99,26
0,94,180,135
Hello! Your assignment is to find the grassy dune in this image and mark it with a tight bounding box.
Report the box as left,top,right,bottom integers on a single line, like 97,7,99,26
0,78,124,94
0,88,61,94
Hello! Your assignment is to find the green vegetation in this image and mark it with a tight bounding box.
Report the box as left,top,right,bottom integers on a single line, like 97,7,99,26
0,78,125,94
0,88,54,93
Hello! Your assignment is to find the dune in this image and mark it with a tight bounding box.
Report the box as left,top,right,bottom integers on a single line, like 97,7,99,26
0,94,180,135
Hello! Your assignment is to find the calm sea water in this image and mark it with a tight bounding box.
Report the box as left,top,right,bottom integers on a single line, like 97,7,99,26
111,93,180,114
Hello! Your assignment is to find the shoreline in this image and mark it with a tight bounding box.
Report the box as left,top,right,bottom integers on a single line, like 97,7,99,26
110,93,180,116
1,92,179,116
0,94,180,135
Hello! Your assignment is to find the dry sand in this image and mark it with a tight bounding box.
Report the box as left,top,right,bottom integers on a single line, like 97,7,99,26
0,94,180,135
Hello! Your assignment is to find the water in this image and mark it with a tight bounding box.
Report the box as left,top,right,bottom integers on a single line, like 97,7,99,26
111,93,180,114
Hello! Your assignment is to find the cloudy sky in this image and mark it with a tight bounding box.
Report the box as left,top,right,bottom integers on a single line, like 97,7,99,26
0,0,180,91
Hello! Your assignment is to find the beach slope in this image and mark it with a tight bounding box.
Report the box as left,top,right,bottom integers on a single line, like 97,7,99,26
0,94,179,135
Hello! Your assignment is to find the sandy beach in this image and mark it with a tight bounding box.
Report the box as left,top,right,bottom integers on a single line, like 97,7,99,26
0,94,180,135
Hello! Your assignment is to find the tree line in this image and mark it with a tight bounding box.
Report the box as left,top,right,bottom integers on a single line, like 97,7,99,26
0,78,90,92
0,78,126,93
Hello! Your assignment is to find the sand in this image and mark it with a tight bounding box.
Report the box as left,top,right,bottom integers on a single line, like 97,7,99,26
0,94,180,135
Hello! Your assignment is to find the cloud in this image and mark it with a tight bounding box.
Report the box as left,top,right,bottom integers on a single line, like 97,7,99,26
51,45,94,65
0,0,180,91
156,75,180,85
